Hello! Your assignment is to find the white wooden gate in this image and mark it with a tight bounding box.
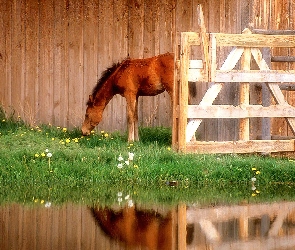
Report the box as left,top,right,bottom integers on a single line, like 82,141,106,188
173,28,295,153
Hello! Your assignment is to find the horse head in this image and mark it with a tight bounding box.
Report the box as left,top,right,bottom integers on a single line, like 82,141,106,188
81,95,104,135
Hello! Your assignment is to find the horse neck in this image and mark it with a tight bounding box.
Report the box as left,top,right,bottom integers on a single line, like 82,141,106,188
94,79,115,108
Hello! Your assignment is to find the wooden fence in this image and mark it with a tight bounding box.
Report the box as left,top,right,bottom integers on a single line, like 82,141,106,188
1,0,295,141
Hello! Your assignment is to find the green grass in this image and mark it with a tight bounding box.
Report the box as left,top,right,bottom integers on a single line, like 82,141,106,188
1,107,295,207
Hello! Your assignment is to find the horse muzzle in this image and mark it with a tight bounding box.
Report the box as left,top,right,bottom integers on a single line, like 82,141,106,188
81,126,91,136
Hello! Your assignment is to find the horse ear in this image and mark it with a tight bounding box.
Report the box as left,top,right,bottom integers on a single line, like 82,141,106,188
89,95,93,103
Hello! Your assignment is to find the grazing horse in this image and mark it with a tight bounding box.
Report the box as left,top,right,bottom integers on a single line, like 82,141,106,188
81,53,174,141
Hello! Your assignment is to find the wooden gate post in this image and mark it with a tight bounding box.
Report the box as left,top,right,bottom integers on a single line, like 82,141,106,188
239,28,252,141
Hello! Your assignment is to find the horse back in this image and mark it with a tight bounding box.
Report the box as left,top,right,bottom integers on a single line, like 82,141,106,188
114,53,174,97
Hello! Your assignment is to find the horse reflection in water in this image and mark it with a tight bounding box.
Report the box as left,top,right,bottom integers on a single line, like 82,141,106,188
91,205,176,250
81,53,174,142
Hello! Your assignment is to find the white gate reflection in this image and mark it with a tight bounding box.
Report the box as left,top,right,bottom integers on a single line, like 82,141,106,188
185,201,295,250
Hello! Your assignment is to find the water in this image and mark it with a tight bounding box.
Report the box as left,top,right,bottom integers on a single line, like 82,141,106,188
1,201,295,249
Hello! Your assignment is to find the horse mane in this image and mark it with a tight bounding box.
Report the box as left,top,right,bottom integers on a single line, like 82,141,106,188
88,61,123,105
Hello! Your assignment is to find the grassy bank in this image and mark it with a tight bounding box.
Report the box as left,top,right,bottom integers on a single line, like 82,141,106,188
1,109,295,206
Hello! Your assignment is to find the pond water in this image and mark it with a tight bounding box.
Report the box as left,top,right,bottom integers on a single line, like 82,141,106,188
1,201,295,250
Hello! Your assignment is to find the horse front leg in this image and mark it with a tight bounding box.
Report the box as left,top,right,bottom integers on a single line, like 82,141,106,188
126,95,138,142
134,96,139,141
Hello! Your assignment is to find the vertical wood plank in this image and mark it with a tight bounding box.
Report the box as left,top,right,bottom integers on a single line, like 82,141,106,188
59,205,67,249
174,0,194,147
0,0,10,107
24,0,39,126
67,0,84,127
10,205,20,250
179,33,190,151
81,207,96,250
271,0,289,137
51,207,60,250
177,204,187,250
157,0,175,128
11,0,26,119
38,0,54,125
286,0,295,137
127,0,144,58
0,206,7,250
53,0,69,127
172,0,179,149
21,207,36,249
239,31,251,141
83,0,99,127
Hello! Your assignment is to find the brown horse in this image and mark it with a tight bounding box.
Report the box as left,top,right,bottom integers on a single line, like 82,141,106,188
81,53,174,141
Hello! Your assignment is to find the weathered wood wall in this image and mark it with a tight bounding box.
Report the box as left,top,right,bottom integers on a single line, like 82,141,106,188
0,0,294,141
251,0,295,139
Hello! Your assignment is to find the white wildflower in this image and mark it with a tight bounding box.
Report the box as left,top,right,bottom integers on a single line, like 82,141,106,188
45,201,51,208
128,152,134,161
118,154,124,161
127,199,134,207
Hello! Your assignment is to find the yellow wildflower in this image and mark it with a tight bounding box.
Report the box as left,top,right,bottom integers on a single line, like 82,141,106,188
134,164,139,168
104,133,109,138
35,153,40,158
256,171,261,175
66,138,71,143
41,152,46,157
62,127,67,132
251,167,257,171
